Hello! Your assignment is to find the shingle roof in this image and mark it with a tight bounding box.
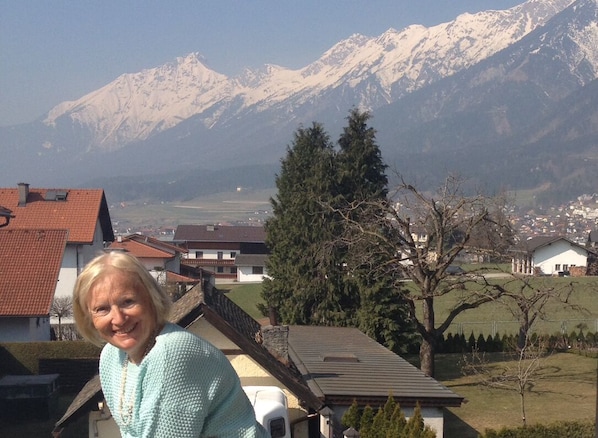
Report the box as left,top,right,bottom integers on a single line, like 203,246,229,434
174,224,266,243
234,254,268,266
514,235,587,253
0,186,114,244
0,229,67,316
287,325,463,408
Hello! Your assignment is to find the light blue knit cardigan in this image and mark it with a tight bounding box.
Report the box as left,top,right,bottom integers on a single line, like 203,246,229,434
100,323,270,437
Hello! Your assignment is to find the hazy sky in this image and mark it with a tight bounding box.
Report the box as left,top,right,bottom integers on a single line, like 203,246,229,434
0,0,524,127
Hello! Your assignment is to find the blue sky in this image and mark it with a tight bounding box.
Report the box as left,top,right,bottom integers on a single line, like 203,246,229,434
0,1,523,127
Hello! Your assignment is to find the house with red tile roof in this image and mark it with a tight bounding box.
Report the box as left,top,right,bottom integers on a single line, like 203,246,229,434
0,229,68,341
108,233,186,272
108,234,199,298
174,224,268,282
0,183,114,327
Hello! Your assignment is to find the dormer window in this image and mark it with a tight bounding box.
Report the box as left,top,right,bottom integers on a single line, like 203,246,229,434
44,190,68,201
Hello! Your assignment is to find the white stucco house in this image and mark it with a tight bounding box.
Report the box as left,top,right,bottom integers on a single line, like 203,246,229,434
173,224,268,283
511,236,591,275
234,254,269,282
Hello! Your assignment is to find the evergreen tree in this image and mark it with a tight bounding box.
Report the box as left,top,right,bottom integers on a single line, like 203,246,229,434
371,407,387,438
493,333,503,352
405,403,436,438
445,333,455,353
342,399,361,430
468,332,477,351
383,393,397,422
337,108,388,202
336,109,416,353
477,333,487,351
360,405,375,438
389,404,408,437
261,122,350,325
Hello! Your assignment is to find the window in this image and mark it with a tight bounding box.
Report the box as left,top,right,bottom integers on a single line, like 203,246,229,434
268,418,286,438
231,267,237,274
217,251,223,260
195,251,203,258
555,264,561,272
217,267,224,273
230,251,237,258
563,264,569,272
252,266,263,275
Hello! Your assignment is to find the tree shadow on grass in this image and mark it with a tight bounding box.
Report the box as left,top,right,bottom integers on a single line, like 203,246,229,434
444,408,480,438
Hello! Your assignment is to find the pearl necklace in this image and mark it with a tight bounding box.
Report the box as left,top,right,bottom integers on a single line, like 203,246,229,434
118,332,158,426
119,357,135,426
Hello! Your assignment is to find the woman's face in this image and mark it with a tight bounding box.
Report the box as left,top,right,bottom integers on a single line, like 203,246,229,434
88,269,156,363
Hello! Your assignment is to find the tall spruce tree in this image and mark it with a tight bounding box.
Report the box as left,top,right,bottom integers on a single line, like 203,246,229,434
337,108,388,202
336,109,416,353
261,123,355,325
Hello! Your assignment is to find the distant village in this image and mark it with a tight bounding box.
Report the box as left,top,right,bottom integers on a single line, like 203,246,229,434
511,193,598,245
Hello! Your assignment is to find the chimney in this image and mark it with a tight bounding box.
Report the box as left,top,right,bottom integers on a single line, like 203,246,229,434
261,325,289,365
17,182,29,206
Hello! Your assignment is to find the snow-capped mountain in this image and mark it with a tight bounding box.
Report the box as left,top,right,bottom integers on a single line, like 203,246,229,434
2,0,598,206
41,0,573,151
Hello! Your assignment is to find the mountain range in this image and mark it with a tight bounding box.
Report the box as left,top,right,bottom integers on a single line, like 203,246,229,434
2,0,597,207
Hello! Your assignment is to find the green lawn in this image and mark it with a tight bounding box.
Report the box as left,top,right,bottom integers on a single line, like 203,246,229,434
407,275,598,338
222,275,598,338
219,283,267,321
438,352,597,436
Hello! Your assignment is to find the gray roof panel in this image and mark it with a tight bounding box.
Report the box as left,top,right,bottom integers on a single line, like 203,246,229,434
287,325,463,407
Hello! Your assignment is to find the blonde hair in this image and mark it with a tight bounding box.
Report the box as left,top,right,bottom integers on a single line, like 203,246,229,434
73,251,172,346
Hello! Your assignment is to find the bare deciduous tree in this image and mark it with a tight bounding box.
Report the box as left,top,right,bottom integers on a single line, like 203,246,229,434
462,333,548,426
51,296,73,341
333,174,514,377
462,276,587,426
482,275,584,349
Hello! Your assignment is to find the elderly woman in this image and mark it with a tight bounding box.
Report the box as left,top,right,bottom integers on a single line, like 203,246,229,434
73,251,269,438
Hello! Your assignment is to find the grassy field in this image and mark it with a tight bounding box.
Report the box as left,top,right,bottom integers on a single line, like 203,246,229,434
222,276,598,338
404,274,598,338
219,283,266,321
110,189,274,230
437,352,597,436
222,280,597,436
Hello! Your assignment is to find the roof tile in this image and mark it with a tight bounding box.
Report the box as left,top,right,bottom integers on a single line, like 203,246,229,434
0,187,111,244
0,229,67,316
